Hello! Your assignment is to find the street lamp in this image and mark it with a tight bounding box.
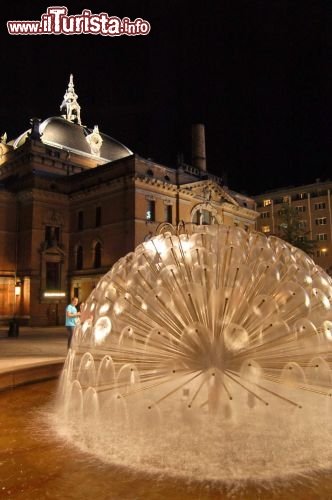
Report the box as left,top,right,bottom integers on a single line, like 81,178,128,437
15,281,21,296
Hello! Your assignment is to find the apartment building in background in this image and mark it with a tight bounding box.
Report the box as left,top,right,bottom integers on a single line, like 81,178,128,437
254,180,332,273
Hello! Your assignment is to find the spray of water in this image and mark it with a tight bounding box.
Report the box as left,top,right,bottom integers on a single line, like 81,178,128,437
54,225,332,484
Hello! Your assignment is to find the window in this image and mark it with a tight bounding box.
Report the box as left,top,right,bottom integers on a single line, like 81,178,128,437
260,212,270,219
146,200,156,221
317,248,328,257
78,211,84,231
295,205,306,213
314,202,326,210
95,207,101,227
298,220,307,228
263,199,272,207
46,262,60,289
317,233,328,241
94,242,102,268
283,196,290,203
193,209,214,225
76,245,83,270
299,193,306,199
45,226,60,246
202,210,212,225
315,217,327,225
165,204,172,224
262,225,270,233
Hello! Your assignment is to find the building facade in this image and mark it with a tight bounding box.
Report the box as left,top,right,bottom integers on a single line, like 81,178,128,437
0,76,257,326
254,180,332,273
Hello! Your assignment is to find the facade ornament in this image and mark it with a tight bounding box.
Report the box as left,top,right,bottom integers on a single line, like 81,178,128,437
1,132,7,144
86,125,103,156
43,209,64,226
202,185,212,202
29,118,42,140
60,74,82,125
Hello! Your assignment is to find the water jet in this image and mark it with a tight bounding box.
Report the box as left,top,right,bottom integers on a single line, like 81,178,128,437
54,225,332,484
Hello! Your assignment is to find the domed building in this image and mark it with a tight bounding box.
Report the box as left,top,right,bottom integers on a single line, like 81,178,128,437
0,76,257,325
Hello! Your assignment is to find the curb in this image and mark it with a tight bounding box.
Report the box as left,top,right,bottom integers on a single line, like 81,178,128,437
0,360,65,391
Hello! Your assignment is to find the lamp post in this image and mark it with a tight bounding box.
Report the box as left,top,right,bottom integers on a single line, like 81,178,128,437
14,279,21,316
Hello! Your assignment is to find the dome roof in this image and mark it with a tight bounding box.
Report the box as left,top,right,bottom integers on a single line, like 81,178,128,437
12,116,133,162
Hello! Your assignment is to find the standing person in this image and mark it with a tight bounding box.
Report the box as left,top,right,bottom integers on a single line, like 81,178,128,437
65,297,80,349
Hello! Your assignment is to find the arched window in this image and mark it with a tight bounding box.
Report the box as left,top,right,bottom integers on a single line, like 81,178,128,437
191,204,219,226
76,245,83,270
93,242,102,268
193,209,213,225
201,209,213,225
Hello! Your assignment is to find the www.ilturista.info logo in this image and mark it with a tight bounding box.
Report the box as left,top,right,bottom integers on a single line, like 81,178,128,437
7,6,151,36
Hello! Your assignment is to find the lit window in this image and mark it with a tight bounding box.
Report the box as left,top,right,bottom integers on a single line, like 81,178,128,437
262,225,270,233
314,202,326,210
317,248,328,257
263,199,272,207
283,196,290,203
146,200,156,221
315,217,327,225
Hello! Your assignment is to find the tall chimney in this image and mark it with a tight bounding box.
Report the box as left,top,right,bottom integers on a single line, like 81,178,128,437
192,123,206,172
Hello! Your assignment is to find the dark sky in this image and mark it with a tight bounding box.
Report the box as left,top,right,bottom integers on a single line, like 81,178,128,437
1,1,331,195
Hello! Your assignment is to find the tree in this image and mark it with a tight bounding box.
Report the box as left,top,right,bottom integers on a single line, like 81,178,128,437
277,203,317,255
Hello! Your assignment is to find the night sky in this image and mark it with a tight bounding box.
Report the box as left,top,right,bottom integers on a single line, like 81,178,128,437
0,1,331,195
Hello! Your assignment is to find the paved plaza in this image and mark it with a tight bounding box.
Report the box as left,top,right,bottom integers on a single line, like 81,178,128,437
0,326,67,385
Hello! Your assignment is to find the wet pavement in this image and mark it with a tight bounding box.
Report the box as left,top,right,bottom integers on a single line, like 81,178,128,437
2,379,332,500
1,330,332,499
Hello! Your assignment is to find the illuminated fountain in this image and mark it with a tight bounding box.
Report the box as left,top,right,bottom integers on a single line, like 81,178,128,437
55,225,332,485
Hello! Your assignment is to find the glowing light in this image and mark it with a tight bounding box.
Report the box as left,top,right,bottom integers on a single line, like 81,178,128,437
143,237,167,254
44,291,66,297
56,225,332,483
15,282,21,296
93,316,112,344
